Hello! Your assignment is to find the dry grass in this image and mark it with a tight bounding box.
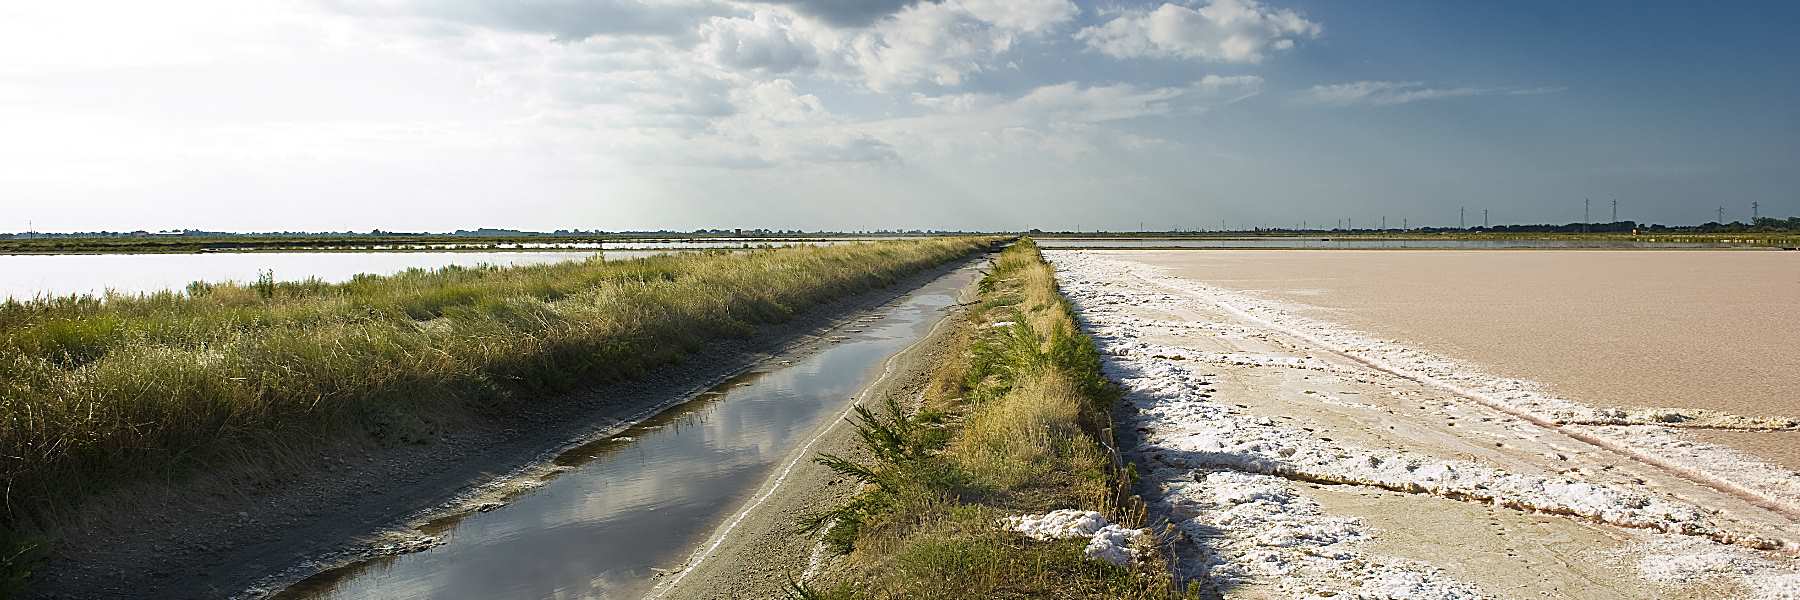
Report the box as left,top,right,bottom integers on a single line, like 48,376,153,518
0,239,991,530
802,238,1192,600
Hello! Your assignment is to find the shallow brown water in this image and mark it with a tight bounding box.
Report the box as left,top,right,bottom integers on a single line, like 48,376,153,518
1121,249,1800,468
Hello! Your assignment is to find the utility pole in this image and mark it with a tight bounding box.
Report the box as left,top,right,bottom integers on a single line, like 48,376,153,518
1483,209,1489,228
1611,198,1618,223
1752,201,1760,222
1382,216,1387,230
1403,218,1408,230
1459,206,1466,229
1348,218,1354,231
1583,198,1590,234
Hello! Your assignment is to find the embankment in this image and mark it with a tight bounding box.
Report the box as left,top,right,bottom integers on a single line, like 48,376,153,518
1,238,994,598
793,239,1193,599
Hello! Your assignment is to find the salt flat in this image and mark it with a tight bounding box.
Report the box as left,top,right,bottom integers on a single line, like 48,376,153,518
1123,249,1800,469
1048,250,1800,599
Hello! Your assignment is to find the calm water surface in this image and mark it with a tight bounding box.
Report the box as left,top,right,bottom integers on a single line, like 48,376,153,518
271,264,978,600
0,250,685,300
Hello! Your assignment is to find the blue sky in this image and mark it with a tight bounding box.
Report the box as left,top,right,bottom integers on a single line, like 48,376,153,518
1,0,1794,232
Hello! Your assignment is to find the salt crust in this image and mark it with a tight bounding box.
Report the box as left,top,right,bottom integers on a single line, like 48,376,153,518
1614,536,1800,600
1050,251,1800,528
1046,250,1800,597
1002,509,1147,566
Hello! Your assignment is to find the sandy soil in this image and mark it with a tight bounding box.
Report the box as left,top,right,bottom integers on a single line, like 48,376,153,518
1121,249,1800,469
21,256,988,600
1049,250,1800,600
651,271,977,600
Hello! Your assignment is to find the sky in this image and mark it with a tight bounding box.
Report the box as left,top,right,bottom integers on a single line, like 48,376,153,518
2,0,1796,233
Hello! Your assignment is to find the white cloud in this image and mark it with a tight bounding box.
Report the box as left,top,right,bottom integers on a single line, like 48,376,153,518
752,0,923,27
320,0,730,40
696,9,825,73
1,0,1325,231
957,0,1080,32
1298,81,1564,106
886,76,1262,161
1077,0,1320,63
841,0,1074,91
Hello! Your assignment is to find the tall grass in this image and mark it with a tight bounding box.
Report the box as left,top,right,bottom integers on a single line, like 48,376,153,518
0,239,989,527
802,239,1190,599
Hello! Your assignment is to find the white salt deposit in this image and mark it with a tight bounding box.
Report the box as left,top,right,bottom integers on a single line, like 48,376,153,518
1003,509,1147,566
1004,509,1107,541
1046,250,1800,595
1084,524,1144,566
1616,536,1800,600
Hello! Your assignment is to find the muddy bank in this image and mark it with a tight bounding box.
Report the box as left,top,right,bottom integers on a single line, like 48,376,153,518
22,254,991,600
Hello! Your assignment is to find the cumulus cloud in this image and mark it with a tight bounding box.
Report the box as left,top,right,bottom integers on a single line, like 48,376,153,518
1298,81,1563,106
306,0,1267,171
753,0,927,27
696,9,824,73
1077,0,1319,63
955,0,1080,32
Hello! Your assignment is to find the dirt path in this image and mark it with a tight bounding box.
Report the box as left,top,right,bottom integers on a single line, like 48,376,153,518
649,264,978,600
23,256,988,600
1048,250,1800,599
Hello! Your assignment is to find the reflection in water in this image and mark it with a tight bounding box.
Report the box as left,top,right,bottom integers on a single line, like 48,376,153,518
273,266,977,600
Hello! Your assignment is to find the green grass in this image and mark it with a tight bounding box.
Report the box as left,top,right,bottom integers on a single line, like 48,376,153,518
0,239,991,530
799,239,1194,600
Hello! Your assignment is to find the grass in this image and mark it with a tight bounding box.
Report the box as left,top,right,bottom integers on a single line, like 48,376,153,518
0,238,992,532
798,239,1195,599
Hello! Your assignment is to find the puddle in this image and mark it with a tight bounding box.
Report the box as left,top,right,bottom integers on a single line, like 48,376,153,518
270,264,980,600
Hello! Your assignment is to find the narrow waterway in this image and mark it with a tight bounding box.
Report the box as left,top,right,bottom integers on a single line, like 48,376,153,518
269,264,981,600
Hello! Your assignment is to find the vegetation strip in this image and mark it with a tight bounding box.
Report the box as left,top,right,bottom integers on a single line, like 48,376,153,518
795,238,1193,599
0,239,989,545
